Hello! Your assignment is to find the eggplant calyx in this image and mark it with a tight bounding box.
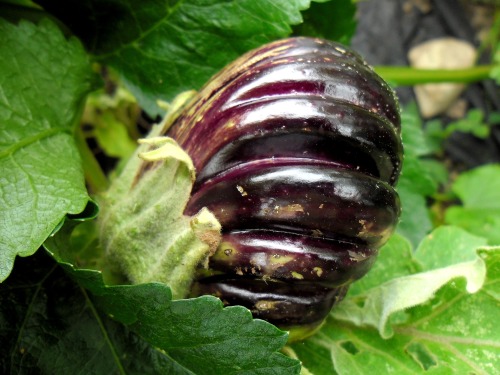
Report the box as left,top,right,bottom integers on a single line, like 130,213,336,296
97,93,221,299
190,207,223,268
139,136,195,181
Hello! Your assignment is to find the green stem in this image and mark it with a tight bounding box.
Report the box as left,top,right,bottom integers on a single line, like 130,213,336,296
374,65,494,85
75,128,110,194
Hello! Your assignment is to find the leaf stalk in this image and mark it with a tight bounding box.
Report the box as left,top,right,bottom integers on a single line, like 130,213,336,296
374,65,494,85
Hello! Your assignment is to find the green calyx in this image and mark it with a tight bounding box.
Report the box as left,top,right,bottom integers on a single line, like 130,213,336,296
97,92,221,299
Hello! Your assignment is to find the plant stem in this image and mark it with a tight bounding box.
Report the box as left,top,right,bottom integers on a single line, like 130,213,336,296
374,65,494,85
75,128,110,194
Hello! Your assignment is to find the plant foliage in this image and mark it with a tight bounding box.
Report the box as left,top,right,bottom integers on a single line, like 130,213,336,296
1,1,499,374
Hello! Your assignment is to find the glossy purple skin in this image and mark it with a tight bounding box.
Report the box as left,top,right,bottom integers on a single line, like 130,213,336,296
192,98,403,190
166,37,403,332
200,230,378,286
168,38,401,185
192,278,348,327
186,165,399,246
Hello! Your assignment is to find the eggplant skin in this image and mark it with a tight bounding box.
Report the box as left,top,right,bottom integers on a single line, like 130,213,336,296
167,37,403,340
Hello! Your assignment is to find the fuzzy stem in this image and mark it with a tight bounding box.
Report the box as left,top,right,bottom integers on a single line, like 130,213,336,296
75,128,110,193
374,65,494,85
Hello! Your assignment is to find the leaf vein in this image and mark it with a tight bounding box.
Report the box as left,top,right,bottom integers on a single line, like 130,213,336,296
9,265,58,373
80,287,126,375
395,327,500,348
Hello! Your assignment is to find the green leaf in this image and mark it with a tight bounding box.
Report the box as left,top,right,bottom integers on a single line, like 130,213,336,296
401,103,433,158
36,0,312,115
449,164,500,209
291,226,499,374
414,225,488,269
83,87,140,160
0,250,187,374
446,109,490,139
419,159,449,187
332,227,488,338
396,187,432,249
347,234,420,297
490,43,500,85
396,104,437,247
423,110,491,152
445,164,500,245
41,218,301,375
292,0,356,44
0,18,96,282
0,1,47,25
446,208,500,246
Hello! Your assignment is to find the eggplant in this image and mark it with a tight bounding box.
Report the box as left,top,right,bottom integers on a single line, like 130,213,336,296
166,37,402,340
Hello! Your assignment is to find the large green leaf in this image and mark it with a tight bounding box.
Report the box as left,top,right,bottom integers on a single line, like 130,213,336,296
37,217,301,374
35,0,314,115
0,18,96,282
291,227,499,374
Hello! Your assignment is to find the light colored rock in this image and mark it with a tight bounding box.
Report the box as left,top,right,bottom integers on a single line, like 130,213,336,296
408,38,476,118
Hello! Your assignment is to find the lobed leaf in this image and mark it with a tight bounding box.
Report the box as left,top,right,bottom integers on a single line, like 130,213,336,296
0,18,96,282
41,217,300,375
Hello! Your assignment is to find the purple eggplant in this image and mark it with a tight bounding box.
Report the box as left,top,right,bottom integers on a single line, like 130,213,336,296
166,37,402,339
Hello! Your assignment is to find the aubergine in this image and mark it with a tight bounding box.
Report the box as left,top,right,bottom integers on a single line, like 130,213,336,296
166,37,402,340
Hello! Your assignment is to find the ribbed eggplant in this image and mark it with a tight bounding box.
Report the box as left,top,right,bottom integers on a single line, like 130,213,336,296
166,37,403,340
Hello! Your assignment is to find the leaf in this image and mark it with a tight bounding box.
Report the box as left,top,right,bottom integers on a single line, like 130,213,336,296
396,186,433,249
41,217,301,375
449,164,500,209
291,226,499,374
446,109,490,139
0,18,97,282
346,234,420,297
292,0,356,44
446,208,500,246
35,0,312,115
445,164,500,245
401,103,433,158
424,110,491,148
83,87,140,160
332,227,488,338
396,104,437,247
0,250,187,374
490,43,500,85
